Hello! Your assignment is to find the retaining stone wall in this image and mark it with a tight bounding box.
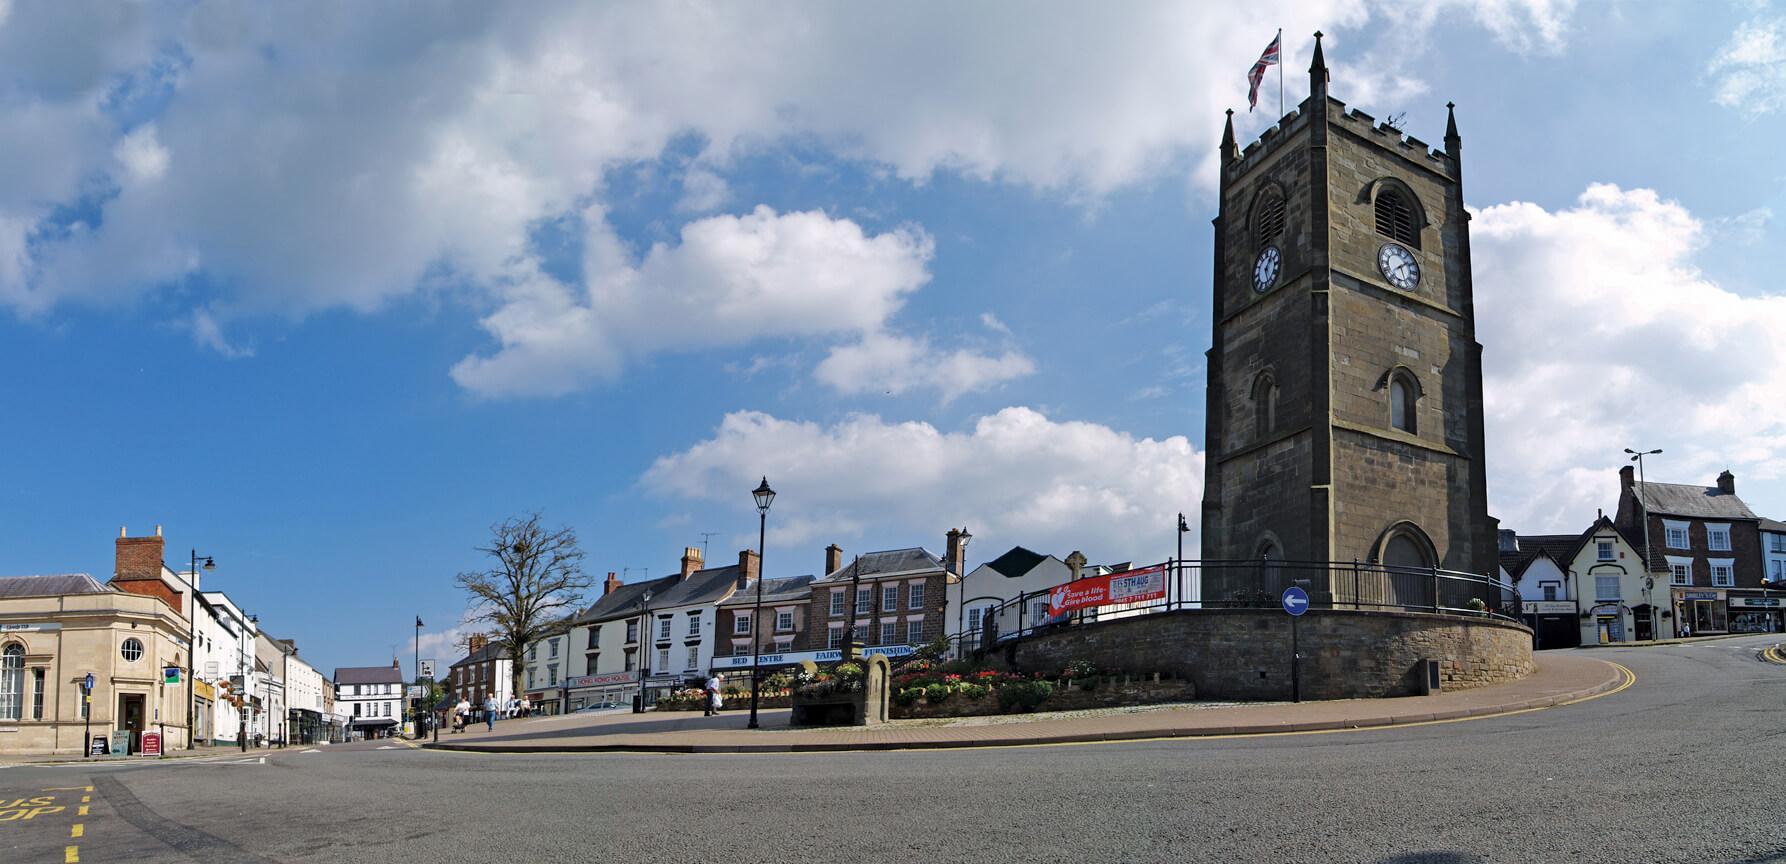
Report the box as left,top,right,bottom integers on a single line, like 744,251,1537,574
1007,608,1532,700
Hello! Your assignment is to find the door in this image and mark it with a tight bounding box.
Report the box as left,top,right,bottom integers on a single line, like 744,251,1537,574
1634,608,1653,641
119,694,145,754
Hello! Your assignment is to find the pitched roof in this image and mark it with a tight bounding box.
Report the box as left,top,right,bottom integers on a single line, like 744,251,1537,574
571,562,744,624
448,641,509,668
1633,481,1759,520
334,666,403,685
0,573,111,598
1499,534,1580,580
815,547,944,583
983,546,1048,579
1760,518,1786,534
718,575,816,607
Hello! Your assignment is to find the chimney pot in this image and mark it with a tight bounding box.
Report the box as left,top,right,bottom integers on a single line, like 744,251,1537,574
680,546,704,581
1717,470,1735,495
604,571,622,596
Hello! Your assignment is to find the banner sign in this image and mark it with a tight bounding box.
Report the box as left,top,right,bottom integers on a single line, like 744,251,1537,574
1047,565,1168,617
0,622,60,633
1680,591,1720,601
1729,596,1783,608
710,645,916,670
1527,601,1577,615
566,670,639,689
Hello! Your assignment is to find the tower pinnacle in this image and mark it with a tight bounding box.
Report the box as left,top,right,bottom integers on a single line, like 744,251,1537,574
1309,30,1328,96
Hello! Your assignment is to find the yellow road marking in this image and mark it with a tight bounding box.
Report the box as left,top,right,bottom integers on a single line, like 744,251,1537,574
77,806,88,817
79,796,89,804
71,824,83,838
41,787,92,793
65,845,78,862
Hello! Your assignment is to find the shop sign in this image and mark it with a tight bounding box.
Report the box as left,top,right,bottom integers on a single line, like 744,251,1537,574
141,731,162,757
1046,565,1168,617
710,644,916,670
1680,591,1720,601
0,622,60,633
1528,601,1576,615
566,671,639,689
1728,597,1783,608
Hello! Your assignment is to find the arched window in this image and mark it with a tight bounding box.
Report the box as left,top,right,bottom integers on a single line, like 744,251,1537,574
1252,372,1279,439
1374,187,1419,247
1253,187,1287,249
1390,377,1415,433
1383,533,1428,569
0,643,23,721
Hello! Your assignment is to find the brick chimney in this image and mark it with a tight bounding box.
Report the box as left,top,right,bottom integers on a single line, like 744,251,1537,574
737,549,760,591
1717,470,1736,495
468,634,487,654
603,571,622,596
115,525,165,581
824,544,843,577
944,527,969,575
680,546,704,581
1619,464,1635,491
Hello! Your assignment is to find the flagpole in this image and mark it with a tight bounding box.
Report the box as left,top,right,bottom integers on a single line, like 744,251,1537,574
1278,28,1284,118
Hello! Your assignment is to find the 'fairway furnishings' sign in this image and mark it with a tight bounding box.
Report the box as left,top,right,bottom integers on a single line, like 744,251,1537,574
1046,565,1167,617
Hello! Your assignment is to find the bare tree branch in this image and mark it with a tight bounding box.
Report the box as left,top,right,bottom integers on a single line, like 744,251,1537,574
453,512,593,701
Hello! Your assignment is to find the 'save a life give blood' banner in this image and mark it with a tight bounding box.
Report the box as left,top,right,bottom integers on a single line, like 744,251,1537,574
1046,564,1168,617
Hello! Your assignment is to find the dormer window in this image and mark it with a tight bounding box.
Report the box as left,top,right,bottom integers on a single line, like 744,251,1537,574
1374,187,1419,248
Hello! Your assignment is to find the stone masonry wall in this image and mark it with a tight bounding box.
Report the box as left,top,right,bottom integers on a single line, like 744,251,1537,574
1008,608,1532,701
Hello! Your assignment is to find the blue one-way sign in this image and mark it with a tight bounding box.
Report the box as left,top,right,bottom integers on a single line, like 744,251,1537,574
1281,586,1309,616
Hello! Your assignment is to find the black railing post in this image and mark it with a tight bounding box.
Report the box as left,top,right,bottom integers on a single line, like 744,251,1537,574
1431,565,1442,613
1352,559,1361,610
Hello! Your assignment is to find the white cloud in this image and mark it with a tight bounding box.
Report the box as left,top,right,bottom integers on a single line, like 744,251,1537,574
113,124,168,183
815,324,1035,404
1473,183,1786,530
644,407,1203,565
188,308,252,359
451,205,935,396
676,167,731,213
1708,15,1786,116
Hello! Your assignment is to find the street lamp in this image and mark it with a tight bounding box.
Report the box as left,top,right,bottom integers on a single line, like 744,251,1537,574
633,589,653,714
1626,448,1662,638
1177,513,1191,609
954,528,973,655
748,476,775,730
186,549,215,750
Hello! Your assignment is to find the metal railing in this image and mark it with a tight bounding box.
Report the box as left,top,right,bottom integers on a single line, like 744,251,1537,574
952,558,1518,656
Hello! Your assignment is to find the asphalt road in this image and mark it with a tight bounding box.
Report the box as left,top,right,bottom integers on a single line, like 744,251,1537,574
3,635,1783,864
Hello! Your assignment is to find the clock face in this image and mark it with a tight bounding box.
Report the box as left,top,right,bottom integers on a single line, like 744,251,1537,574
1253,246,1281,293
1377,243,1420,291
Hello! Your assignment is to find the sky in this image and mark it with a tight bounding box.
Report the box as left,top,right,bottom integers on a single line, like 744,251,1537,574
3,1,1784,677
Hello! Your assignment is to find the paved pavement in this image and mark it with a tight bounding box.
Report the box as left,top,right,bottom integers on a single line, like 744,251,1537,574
424,653,1625,752
1,635,1782,864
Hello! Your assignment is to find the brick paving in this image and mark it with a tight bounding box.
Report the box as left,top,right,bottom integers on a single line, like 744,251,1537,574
425,653,1624,754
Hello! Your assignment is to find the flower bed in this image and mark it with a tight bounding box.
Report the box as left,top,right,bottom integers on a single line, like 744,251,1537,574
888,659,1194,719
655,687,791,712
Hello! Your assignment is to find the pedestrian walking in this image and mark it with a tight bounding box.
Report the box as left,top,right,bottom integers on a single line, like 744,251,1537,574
704,673,722,716
454,698,471,733
484,695,498,731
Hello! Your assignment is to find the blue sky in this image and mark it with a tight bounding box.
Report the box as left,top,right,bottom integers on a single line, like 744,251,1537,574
3,1,1783,675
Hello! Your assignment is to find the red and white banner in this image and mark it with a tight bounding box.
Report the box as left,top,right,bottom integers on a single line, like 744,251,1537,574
1046,565,1168,617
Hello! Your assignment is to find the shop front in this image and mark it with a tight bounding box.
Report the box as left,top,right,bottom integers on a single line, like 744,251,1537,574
563,670,638,712
1674,589,1726,637
523,687,563,716
1727,594,1784,634
1524,601,1579,649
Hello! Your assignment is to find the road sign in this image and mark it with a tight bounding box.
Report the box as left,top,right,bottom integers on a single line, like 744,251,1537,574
83,672,95,692
142,731,162,757
1281,586,1310,616
418,659,437,678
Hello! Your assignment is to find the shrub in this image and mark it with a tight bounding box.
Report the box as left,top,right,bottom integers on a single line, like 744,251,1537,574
1063,659,1099,680
958,682,989,700
996,680,1055,712
894,687,924,706
923,683,951,703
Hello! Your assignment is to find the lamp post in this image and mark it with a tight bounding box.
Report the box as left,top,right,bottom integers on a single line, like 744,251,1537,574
413,616,423,738
186,549,215,750
748,477,775,730
633,589,653,714
1625,448,1663,638
1177,513,1191,610
954,528,972,655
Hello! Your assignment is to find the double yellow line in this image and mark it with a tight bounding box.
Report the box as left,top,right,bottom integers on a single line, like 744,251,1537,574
1761,644,1786,665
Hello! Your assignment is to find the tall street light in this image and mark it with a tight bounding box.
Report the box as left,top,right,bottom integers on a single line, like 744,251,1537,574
414,616,424,737
748,477,775,730
186,549,215,750
633,589,653,713
1626,447,1663,638
953,528,973,655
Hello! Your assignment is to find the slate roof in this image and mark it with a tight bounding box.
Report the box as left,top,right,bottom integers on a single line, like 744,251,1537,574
1633,481,1759,520
815,547,944,583
334,665,403,686
448,641,509,669
572,562,743,624
718,575,816,607
1499,534,1581,579
1760,518,1786,534
983,546,1048,579
0,573,111,598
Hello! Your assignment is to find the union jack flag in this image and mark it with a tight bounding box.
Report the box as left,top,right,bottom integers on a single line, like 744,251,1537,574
1247,31,1281,112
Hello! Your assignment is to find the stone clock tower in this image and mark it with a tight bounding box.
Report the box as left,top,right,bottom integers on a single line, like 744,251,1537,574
1199,33,1495,599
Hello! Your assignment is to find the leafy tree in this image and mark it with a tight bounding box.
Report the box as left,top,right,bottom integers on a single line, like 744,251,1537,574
455,513,592,705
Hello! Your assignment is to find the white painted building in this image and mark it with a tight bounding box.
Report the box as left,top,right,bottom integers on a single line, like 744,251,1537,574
196,591,258,747
947,547,1070,651
1763,519,1786,586
520,619,571,715
333,663,404,739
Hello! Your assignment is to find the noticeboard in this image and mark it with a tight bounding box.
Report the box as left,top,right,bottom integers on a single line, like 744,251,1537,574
141,731,163,757
110,730,133,756
89,736,109,756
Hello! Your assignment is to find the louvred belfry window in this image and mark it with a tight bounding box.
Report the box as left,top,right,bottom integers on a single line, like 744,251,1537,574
1375,189,1418,247
1254,190,1287,249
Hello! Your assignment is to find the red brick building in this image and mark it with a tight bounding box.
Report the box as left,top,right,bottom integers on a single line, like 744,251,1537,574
1615,467,1764,635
